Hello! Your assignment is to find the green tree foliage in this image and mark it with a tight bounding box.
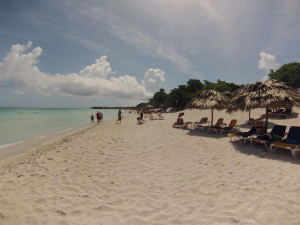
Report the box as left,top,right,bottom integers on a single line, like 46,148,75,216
149,88,168,108
215,79,240,92
136,102,149,108
167,79,205,110
186,79,204,93
168,85,191,110
203,80,216,90
140,78,241,110
268,62,300,88
204,79,240,92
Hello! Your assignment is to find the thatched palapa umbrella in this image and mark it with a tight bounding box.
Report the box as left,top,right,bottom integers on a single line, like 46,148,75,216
228,79,300,131
228,83,253,120
186,90,230,126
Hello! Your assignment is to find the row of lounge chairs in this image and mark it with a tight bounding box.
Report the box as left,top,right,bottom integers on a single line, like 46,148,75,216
246,114,266,125
149,113,164,120
245,110,292,126
174,117,239,134
228,125,300,158
206,118,238,134
138,113,165,124
173,115,300,158
268,108,292,119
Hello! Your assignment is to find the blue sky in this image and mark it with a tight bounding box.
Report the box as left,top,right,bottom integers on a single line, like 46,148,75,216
0,0,299,108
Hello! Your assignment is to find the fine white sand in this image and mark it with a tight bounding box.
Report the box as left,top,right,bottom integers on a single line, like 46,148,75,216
0,108,300,225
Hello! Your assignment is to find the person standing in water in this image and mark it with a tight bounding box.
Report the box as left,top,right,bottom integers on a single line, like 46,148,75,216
116,110,122,124
90,114,95,124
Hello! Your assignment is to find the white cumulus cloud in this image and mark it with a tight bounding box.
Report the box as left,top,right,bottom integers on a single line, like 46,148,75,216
79,56,112,78
0,42,165,100
258,52,280,71
142,68,165,93
258,52,280,80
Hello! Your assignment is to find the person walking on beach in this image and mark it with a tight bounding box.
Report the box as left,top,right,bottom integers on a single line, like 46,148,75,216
90,114,95,124
116,110,122,124
96,111,100,124
100,111,103,122
140,110,144,119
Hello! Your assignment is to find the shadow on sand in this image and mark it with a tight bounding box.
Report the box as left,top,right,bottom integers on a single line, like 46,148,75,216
186,128,232,139
238,121,277,129
229,140,300,164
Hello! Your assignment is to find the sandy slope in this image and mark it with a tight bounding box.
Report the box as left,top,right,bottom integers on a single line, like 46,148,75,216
0,108,299,225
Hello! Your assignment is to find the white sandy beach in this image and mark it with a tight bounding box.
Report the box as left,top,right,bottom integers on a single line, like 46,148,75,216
0,109,300,225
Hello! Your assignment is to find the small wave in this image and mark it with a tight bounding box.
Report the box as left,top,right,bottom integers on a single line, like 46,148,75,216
56,128,74,134
0,140,24,149
38,135,49,139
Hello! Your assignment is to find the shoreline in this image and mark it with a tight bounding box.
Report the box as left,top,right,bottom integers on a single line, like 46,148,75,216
0,118,116,165
0,107,121,148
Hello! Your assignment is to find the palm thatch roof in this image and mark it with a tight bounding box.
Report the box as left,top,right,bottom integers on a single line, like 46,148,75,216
186,90,230,110
186,90,230,125
228,80,300,130
228,80,300,112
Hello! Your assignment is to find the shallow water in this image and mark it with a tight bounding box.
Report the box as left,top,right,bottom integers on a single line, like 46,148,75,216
0,108,121,147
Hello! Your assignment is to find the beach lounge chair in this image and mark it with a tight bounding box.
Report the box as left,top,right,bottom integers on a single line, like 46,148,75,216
149,114,155,120
173,117,184,128
210,119,238,134
277,108,292,119
157,113,164,120
246,114,266,125
193,117,210,129
269,108,284,117
290,145,300,158
228,126,256,143
182,122,193,130
270,126,300,158
137,117,145,125
200,118,224,132
250,125,287,150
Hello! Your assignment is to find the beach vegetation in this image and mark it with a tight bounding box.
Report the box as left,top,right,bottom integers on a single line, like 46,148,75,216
186,79,204,92
268,62,300,88
146,79,241,110
149,88,168,108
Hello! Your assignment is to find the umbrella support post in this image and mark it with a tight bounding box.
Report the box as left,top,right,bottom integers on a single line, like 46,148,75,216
211,108,214,126
265,107,269,132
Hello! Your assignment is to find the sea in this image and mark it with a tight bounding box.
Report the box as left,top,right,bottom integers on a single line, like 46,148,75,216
0,107,122,148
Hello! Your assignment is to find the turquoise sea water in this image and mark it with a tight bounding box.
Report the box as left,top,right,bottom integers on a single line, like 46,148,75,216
0,108,121,147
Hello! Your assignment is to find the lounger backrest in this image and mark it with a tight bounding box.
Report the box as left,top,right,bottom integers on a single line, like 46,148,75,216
287,126,300,140
284,108,292,114
271,125,287,136
276,109,284,113
259,114,267,120
214,118,224,127
228,119,237,128
244,126,257,137
239,126,256,138
199,117,208,123
176,118,184,124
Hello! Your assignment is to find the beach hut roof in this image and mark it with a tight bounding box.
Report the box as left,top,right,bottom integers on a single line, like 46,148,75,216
229,80,300,112
186,90,230,110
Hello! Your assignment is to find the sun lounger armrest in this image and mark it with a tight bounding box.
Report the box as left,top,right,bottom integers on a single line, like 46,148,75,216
234,125,241,131
220,123,227,127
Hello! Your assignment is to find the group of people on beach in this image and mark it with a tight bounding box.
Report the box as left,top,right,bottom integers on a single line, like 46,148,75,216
116,109,144,124
90,111,103,124
91,109,144,125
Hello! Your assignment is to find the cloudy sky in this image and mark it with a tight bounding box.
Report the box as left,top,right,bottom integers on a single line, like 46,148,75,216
0,0,299,108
